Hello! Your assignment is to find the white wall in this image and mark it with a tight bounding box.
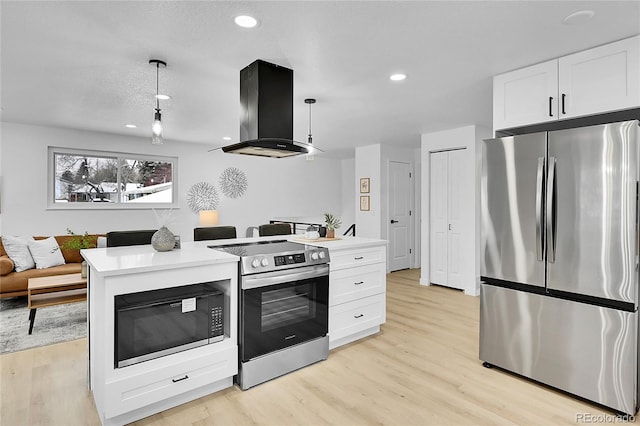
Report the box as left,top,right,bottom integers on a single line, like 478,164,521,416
413,147,421,268
420,125,490,296
354,144,382,239
1,123,344,240
340,158,356,232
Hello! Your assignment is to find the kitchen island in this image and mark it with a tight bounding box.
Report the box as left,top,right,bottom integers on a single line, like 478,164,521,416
82,235,387,425
82,244,239,426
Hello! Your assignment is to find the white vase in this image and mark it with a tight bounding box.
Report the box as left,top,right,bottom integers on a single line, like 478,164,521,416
151,226,175,252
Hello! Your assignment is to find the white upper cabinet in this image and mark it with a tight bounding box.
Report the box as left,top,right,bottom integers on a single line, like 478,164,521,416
493,59,558,130
559,36,639,119
493,35,639,131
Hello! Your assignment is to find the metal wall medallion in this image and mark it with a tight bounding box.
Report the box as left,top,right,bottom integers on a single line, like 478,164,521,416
187,182,219,213
219,167,248,199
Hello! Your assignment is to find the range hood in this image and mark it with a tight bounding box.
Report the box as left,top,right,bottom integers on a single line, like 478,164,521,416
222,59,311,158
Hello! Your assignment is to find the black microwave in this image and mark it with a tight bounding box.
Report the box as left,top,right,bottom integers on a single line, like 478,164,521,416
115,282,225,368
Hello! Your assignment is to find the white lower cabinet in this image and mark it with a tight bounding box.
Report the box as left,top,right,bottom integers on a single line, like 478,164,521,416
85,255,240,426
104,345,237,418
327,243,387,349
330,293,386,344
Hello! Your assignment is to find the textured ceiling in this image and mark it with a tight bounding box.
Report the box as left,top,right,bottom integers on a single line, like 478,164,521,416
1,1,639,158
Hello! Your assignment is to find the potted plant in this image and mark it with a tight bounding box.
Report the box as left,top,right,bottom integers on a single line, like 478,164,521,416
323,213,342,239
61,228,94,278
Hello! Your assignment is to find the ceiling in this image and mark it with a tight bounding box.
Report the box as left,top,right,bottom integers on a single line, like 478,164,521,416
1,1,639,159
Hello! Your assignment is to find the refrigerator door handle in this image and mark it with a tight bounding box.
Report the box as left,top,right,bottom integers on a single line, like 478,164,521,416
546,156,556,263
536,157,545,261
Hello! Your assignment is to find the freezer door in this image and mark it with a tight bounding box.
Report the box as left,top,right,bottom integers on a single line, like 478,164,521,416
480,284,638,415
547,120,639,306
482,132,546,287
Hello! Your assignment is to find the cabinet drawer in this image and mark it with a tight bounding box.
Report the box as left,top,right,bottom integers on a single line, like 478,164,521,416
330,246,385,270
104,345,237,418
330,264,385,305
329,294,386,343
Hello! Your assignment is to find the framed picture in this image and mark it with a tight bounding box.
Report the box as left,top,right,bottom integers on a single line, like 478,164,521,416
360,195,370,211
360,177,370,193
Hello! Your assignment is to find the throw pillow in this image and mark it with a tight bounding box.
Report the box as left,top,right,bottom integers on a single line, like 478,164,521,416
2,236,36,272
27,237,66,269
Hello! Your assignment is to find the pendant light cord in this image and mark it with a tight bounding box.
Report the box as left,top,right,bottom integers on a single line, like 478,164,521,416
308,102,312,143
155,62,160,112
305,98,315,145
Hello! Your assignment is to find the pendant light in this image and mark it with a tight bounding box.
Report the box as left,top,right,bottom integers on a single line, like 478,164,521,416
149,59,167,145
305,98,316,160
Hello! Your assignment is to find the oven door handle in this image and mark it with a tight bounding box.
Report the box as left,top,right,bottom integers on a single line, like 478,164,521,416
242,264,329,290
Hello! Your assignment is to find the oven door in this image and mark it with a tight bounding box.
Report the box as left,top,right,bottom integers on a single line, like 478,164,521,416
241,264,329,361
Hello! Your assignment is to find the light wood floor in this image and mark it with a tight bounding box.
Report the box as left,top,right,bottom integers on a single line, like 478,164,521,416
1,269,635,425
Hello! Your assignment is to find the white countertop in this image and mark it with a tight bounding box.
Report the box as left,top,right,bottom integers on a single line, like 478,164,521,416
82,236,387,276
81,243,238,276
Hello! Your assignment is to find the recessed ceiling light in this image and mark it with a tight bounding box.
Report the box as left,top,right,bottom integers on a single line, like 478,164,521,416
125,124,137,128
155,94,171,100
389,73,407,81
562,10,595,25
234,15,258,28
223,136,232,141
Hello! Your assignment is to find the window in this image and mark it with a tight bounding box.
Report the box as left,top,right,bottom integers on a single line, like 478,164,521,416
48,147,178,209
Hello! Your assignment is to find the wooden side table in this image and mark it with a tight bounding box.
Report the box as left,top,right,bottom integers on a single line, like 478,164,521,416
27,273,87,335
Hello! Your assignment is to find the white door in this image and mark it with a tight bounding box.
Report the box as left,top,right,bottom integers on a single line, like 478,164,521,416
388,161,411,271
429,152,448,285
430,149,466,289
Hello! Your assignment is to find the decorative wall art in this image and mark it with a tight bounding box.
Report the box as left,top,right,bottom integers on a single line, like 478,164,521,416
360,195,370,211
219,167,248,199
360,178,370,193
187,182,220,213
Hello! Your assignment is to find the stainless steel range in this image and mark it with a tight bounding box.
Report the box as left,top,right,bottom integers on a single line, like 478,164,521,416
209,240,330,390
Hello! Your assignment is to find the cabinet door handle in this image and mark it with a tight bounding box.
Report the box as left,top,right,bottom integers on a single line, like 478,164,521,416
354,281,364,285
561,94,566,115
354,314,364,319
549,96,553,117
354,256,364,260
390,219,398,224
172,375,189,383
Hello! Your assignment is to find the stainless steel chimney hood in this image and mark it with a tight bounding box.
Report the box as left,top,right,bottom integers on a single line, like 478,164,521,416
222,59,311,158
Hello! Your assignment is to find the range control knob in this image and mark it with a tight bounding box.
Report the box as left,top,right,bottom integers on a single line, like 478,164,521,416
261,258,269,267
318,251,326,259
251,258,260,268
310,251,319,261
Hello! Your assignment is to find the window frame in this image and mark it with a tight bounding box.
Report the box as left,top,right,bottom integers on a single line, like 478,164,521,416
47,146,179,210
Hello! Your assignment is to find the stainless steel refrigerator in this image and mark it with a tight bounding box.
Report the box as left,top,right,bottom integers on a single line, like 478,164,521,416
480,120,639,415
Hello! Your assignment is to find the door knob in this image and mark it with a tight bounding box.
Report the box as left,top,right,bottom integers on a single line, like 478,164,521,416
390,220,398,224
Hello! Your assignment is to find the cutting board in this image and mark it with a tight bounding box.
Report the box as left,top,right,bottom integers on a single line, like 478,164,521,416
292,237,341,243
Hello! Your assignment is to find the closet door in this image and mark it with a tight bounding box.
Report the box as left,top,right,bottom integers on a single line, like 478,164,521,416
429,149,466,290
446,149,464,289
430,152,448,285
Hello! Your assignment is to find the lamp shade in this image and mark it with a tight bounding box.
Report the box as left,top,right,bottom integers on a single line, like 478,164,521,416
199,210,219,226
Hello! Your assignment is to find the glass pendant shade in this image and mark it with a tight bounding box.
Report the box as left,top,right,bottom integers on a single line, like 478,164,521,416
151,110,163,145
149,59,167,145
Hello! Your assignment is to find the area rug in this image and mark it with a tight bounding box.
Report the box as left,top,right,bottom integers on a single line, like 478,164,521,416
0,297,86,354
